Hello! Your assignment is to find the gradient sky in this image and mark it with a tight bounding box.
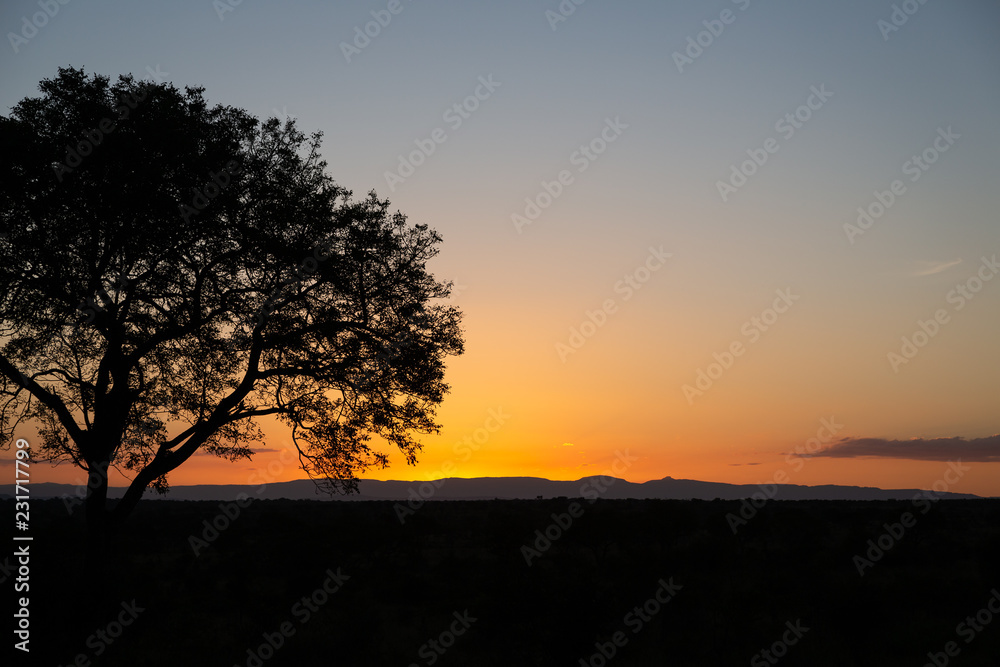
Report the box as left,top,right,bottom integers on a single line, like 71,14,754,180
3,0,999,496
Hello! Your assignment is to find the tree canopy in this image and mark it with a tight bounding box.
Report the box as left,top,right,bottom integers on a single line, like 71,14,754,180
0,67,464,529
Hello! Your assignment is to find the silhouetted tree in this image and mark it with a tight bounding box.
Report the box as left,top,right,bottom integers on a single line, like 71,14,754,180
0,67,464,533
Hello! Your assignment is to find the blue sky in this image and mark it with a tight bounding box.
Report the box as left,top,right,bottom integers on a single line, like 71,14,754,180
3,0,999,494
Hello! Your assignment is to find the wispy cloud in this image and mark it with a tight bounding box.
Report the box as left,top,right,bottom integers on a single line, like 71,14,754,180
912,259,963,277
802,434,1000,462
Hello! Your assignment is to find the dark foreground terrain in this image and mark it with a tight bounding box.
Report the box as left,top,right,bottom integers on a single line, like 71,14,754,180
9,498,1000,666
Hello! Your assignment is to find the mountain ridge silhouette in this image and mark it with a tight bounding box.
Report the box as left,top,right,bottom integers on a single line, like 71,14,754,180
4,475,982,501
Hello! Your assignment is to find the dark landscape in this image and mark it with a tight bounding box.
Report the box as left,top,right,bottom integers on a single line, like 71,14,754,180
12,496,1000,666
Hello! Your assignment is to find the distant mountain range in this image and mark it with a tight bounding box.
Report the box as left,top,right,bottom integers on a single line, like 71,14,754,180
1,475,983,502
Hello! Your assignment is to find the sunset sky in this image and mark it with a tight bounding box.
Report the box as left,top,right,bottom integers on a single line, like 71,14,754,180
2,0,998,496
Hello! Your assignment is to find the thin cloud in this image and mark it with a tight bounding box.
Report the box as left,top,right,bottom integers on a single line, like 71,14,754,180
912,259,963,277
805,435,1000,462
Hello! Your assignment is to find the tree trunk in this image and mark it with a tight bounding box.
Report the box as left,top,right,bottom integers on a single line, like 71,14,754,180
84,460,110,535
84,460,112,579
110,465,158,527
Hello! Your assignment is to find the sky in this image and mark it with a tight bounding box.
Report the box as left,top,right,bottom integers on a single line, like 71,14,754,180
2,0,999,496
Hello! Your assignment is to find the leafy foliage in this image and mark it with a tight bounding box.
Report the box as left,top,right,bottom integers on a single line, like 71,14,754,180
0,67,463,523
